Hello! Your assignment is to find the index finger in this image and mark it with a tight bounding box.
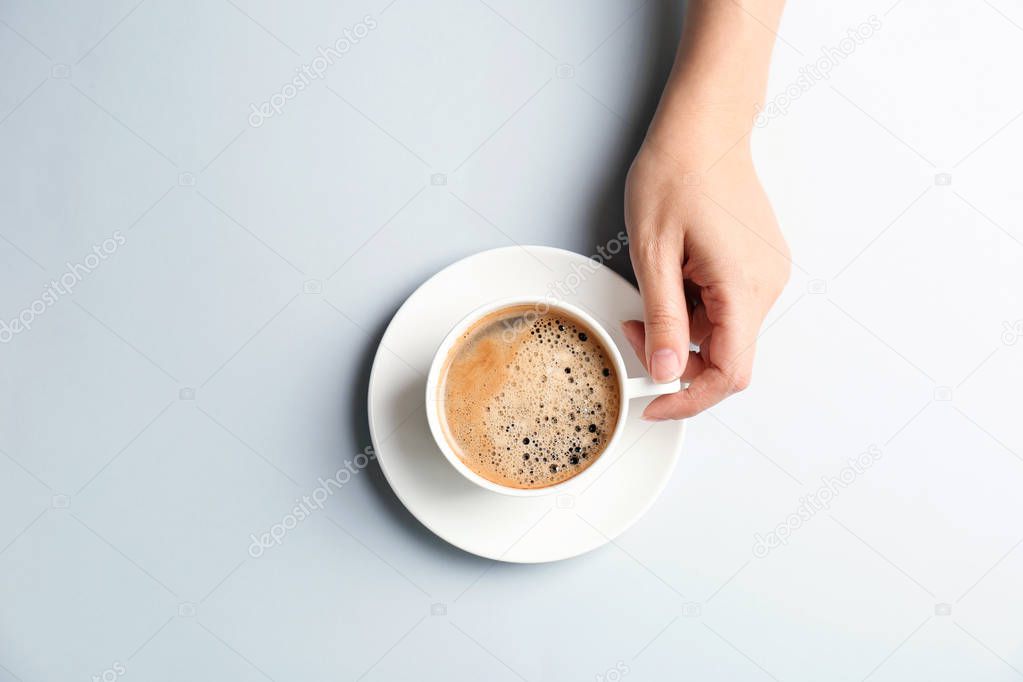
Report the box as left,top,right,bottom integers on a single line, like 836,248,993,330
642,308,758,419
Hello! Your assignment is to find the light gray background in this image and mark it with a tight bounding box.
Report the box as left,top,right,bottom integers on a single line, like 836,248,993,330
1,0,1022,680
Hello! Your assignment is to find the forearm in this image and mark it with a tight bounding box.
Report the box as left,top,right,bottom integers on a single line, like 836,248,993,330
648,0,786,146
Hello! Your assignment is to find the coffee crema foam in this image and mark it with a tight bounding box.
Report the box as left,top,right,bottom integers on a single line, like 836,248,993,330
439,305,621,489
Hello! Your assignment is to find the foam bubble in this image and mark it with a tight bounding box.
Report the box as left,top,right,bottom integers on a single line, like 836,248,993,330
439,306,621,488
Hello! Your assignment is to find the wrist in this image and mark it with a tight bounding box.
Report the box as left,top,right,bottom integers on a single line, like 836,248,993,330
644,95,754,167
645,0,782,154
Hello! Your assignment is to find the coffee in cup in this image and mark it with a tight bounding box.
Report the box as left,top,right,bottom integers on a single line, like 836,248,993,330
436,304,621,489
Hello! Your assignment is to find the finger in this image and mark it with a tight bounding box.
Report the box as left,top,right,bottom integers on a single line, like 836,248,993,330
643,348,755,419
632,246,689,383
623,319,704,380
643,301,758,420
622,319,648,371
689,305,712,347
640,363,733,419
680,349,706,381
626,294,707,349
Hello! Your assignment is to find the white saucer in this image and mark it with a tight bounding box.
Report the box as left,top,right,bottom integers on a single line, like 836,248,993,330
367,246,686,563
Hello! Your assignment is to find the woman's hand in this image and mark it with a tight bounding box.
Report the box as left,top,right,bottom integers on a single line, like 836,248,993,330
624,0,791,420
624,122,790,420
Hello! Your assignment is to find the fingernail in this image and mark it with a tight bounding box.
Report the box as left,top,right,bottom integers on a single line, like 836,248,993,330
642,414,667,422
650,349,681,382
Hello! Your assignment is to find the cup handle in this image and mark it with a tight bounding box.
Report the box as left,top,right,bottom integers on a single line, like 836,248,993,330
624,376,686,399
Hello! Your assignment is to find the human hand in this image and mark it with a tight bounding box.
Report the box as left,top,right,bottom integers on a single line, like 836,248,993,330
623,122,791,420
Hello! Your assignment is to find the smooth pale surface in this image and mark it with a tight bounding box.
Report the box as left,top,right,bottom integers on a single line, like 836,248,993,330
1,1,1022,681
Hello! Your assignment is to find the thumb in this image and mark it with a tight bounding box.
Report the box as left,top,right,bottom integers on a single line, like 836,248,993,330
633,246,690,382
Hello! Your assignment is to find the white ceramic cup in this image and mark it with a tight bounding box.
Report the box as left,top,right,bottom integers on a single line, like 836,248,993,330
425,297,683,497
